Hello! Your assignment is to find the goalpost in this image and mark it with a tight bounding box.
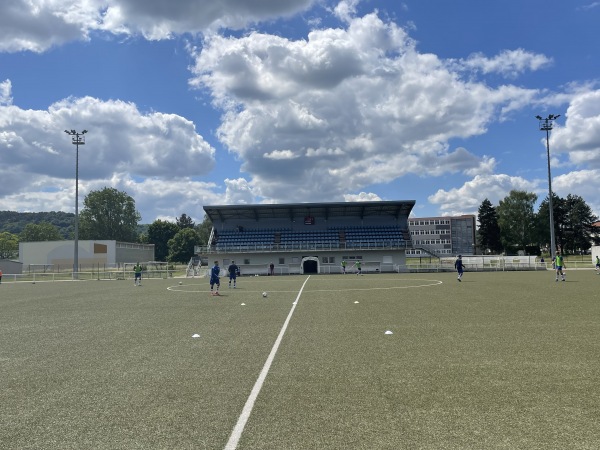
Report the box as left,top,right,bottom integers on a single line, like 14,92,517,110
122,262,172,280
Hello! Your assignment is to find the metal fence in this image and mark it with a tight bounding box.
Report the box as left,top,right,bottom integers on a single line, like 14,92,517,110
0,269,175,283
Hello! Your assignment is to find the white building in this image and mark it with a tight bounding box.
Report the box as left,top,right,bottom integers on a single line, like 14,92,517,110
201,201,414,274
19,240,154,272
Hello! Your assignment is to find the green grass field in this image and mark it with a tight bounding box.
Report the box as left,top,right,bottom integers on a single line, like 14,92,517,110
1,270,599,449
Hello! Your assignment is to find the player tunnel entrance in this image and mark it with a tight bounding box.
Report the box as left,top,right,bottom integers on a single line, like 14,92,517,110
301,256,319,274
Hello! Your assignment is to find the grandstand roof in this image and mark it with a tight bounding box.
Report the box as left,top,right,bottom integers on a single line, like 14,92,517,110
203,200,415,223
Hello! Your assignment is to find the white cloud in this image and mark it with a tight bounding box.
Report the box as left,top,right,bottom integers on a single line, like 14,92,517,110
428,174,538,216
551,89,600,168
553,169,600,217
0,0,318,52
224,178,255,205
428,168,600,218
263,149,298,160
191,12,542,203
0,95,215,179
333,0,360,23
464,156,497,177
344,192,382,202
3,3,596,224
455,49,552,78
0,173,223,223
578,2,600,10
0,95,216,221
0,79,12,105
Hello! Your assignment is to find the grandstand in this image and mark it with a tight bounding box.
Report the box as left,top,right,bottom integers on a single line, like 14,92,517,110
199,201,415,275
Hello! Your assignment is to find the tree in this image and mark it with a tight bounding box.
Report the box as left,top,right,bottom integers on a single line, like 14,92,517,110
537,193,566,254
562,194,598,254
19,222,63,242
78,187,141,241
146,219,180,262
167,228,201,263
0,232,19,259
496,190,538,254
477,199,502,254
176,213,195,229
196,215,213,248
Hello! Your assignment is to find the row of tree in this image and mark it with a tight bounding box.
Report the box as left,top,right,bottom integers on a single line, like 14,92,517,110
142,215,212,263
2,187,598,262
478,190,599,255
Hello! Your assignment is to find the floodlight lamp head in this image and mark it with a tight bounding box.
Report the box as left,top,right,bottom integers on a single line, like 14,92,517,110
71,129,76,134
535,115,542,120
82,130,88,134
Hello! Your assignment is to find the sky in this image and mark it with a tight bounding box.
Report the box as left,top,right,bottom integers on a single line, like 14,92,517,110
1,0,599,224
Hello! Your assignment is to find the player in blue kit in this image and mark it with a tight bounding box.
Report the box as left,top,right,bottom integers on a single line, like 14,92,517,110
454,255,465,282
228,260,239,288
210,260,221,295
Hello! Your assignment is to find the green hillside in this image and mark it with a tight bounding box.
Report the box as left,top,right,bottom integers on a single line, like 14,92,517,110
0,210,150,241
0,211,75,238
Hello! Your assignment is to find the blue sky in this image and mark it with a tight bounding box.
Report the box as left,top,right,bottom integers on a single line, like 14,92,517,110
1,0,599,224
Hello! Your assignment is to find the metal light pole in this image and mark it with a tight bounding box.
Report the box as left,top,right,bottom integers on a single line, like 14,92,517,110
64,129,87,279
535,115,560,259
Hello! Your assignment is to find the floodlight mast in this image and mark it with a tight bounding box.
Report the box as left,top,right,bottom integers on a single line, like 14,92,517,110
64,129,87,279
536,115,560,259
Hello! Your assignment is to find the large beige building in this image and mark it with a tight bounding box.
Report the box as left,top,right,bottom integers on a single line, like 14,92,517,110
407,215,477,258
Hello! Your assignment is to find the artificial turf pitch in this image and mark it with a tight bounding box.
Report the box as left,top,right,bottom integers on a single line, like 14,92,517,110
0,271,599,449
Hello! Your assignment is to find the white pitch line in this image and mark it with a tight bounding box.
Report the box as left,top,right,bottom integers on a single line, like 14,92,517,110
224,275,311,450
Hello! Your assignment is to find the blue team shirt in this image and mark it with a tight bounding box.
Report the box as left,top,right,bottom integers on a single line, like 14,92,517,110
454,259,464,273
210,265,220,283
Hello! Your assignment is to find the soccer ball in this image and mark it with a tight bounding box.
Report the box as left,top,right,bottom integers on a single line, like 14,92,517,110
179,281,182,285
262,292,268,298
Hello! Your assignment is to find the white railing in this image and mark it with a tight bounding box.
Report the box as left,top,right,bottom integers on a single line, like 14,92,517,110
210,240,409,253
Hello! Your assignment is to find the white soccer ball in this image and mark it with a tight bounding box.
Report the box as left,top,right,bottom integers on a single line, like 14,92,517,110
262,292,268,298
179,281,182,285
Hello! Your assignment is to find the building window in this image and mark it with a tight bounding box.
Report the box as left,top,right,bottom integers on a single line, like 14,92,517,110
342,255,362,261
